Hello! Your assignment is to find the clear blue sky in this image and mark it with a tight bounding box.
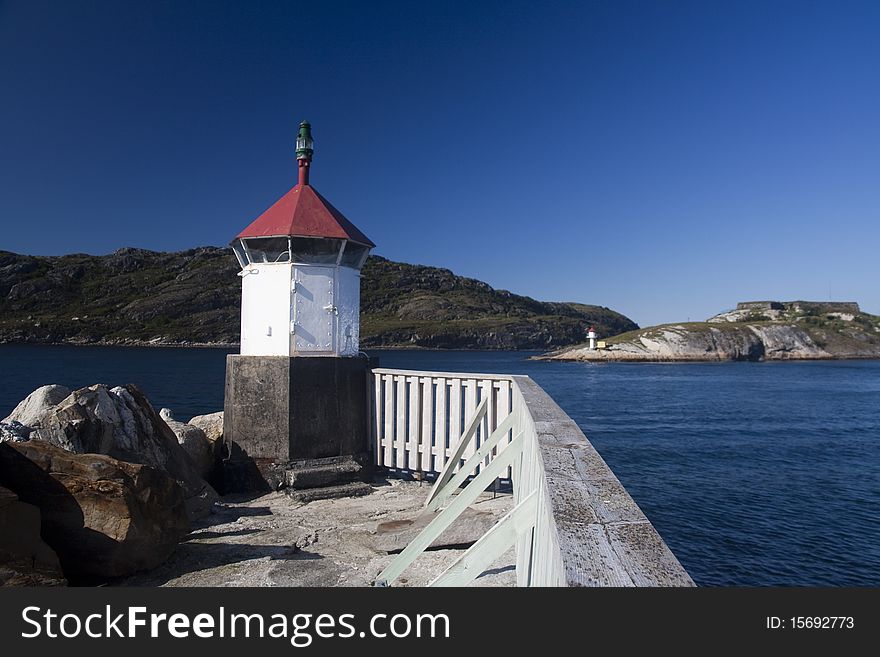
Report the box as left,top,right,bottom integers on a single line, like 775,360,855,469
1,0,878,327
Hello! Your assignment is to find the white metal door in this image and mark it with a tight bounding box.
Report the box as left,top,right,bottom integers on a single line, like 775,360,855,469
292,267,335,354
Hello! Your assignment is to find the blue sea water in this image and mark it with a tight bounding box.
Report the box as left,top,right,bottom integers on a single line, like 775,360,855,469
1,344,878,587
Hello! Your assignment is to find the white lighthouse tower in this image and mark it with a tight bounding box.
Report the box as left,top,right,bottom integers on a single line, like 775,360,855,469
587,326,598,350
224,122,377,495
231,121,374,357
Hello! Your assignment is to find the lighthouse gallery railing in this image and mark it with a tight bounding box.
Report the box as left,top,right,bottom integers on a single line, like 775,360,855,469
370,368,694,587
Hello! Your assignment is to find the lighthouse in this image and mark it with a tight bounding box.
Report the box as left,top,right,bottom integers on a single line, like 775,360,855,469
224,122,377,494
587,326,597,350
231,121,374,357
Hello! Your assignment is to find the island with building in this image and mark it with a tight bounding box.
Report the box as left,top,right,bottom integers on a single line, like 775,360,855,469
540,301,880,362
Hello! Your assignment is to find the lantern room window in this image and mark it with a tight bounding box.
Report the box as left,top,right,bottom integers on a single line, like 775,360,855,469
340,242,369,269
243,237,291,263
290,237,344,265
234,236,368,268
232,241,248,268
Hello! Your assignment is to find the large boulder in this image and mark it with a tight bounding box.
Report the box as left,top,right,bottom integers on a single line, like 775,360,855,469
9,384,218,520
0,441,190,581
188,411,224,452
160,409,216,481
0,485,66,586
3,384,71,427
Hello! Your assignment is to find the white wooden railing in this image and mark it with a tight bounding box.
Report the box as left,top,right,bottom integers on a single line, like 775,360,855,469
371,368,695,588
371,368,514,479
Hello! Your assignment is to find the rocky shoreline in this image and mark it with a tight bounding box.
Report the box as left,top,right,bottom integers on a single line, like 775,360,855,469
1,338,238,348
0,383,514,587
2,339,545,351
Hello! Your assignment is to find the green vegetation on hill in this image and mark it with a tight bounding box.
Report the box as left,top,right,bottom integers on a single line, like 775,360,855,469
0,248,638,350
360,256,636,348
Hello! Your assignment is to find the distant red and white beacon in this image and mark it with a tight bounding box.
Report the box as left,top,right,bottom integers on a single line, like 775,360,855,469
587,326,597,350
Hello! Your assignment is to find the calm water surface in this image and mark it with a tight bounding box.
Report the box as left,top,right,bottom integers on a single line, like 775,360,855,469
1,344,878,586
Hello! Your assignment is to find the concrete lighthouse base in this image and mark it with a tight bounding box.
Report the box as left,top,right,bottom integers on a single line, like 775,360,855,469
223,355,377,495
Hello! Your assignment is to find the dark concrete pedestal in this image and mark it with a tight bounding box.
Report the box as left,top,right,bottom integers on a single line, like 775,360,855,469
223,355,377,494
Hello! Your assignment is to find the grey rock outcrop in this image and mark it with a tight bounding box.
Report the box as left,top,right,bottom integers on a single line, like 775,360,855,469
160,409,216,481
188,411,224,449
0,441,189,581
3,384,71,427
8,384,218,519
0,485,66,586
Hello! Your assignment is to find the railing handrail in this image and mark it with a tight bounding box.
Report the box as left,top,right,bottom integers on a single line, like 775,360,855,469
370,367,694,587
371,367,516,381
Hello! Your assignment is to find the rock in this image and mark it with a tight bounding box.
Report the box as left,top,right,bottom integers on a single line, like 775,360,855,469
3,384,71,427
160,409,216,480
0,421,32,443
14,383,218,520
188,411,224,450
0,485,66,586
0,441,190,581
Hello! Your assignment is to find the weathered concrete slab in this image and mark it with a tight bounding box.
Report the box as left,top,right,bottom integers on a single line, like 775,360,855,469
286,481,373,503
511,376,694,587
287,357,376,460
284,454,371,489
371,506,501,554
224,356,290,462
555,522,635,586
224,355,376,490
116,479,515,588
605,521,695,587
541,476,598,526
366,547,516,587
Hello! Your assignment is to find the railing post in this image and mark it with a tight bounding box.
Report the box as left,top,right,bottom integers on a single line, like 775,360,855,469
424,412,516,514
374,432,525,588
429,490,538,587
423,398,488,509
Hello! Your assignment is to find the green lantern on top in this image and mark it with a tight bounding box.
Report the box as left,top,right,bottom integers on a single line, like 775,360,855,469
296,121,314,162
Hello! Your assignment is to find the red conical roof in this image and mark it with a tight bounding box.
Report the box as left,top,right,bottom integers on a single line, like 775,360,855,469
236,184,375,247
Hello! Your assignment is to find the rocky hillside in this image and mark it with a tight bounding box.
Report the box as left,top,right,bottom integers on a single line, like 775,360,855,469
360,256,636,348
0,248,637,350
541,301,880,362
